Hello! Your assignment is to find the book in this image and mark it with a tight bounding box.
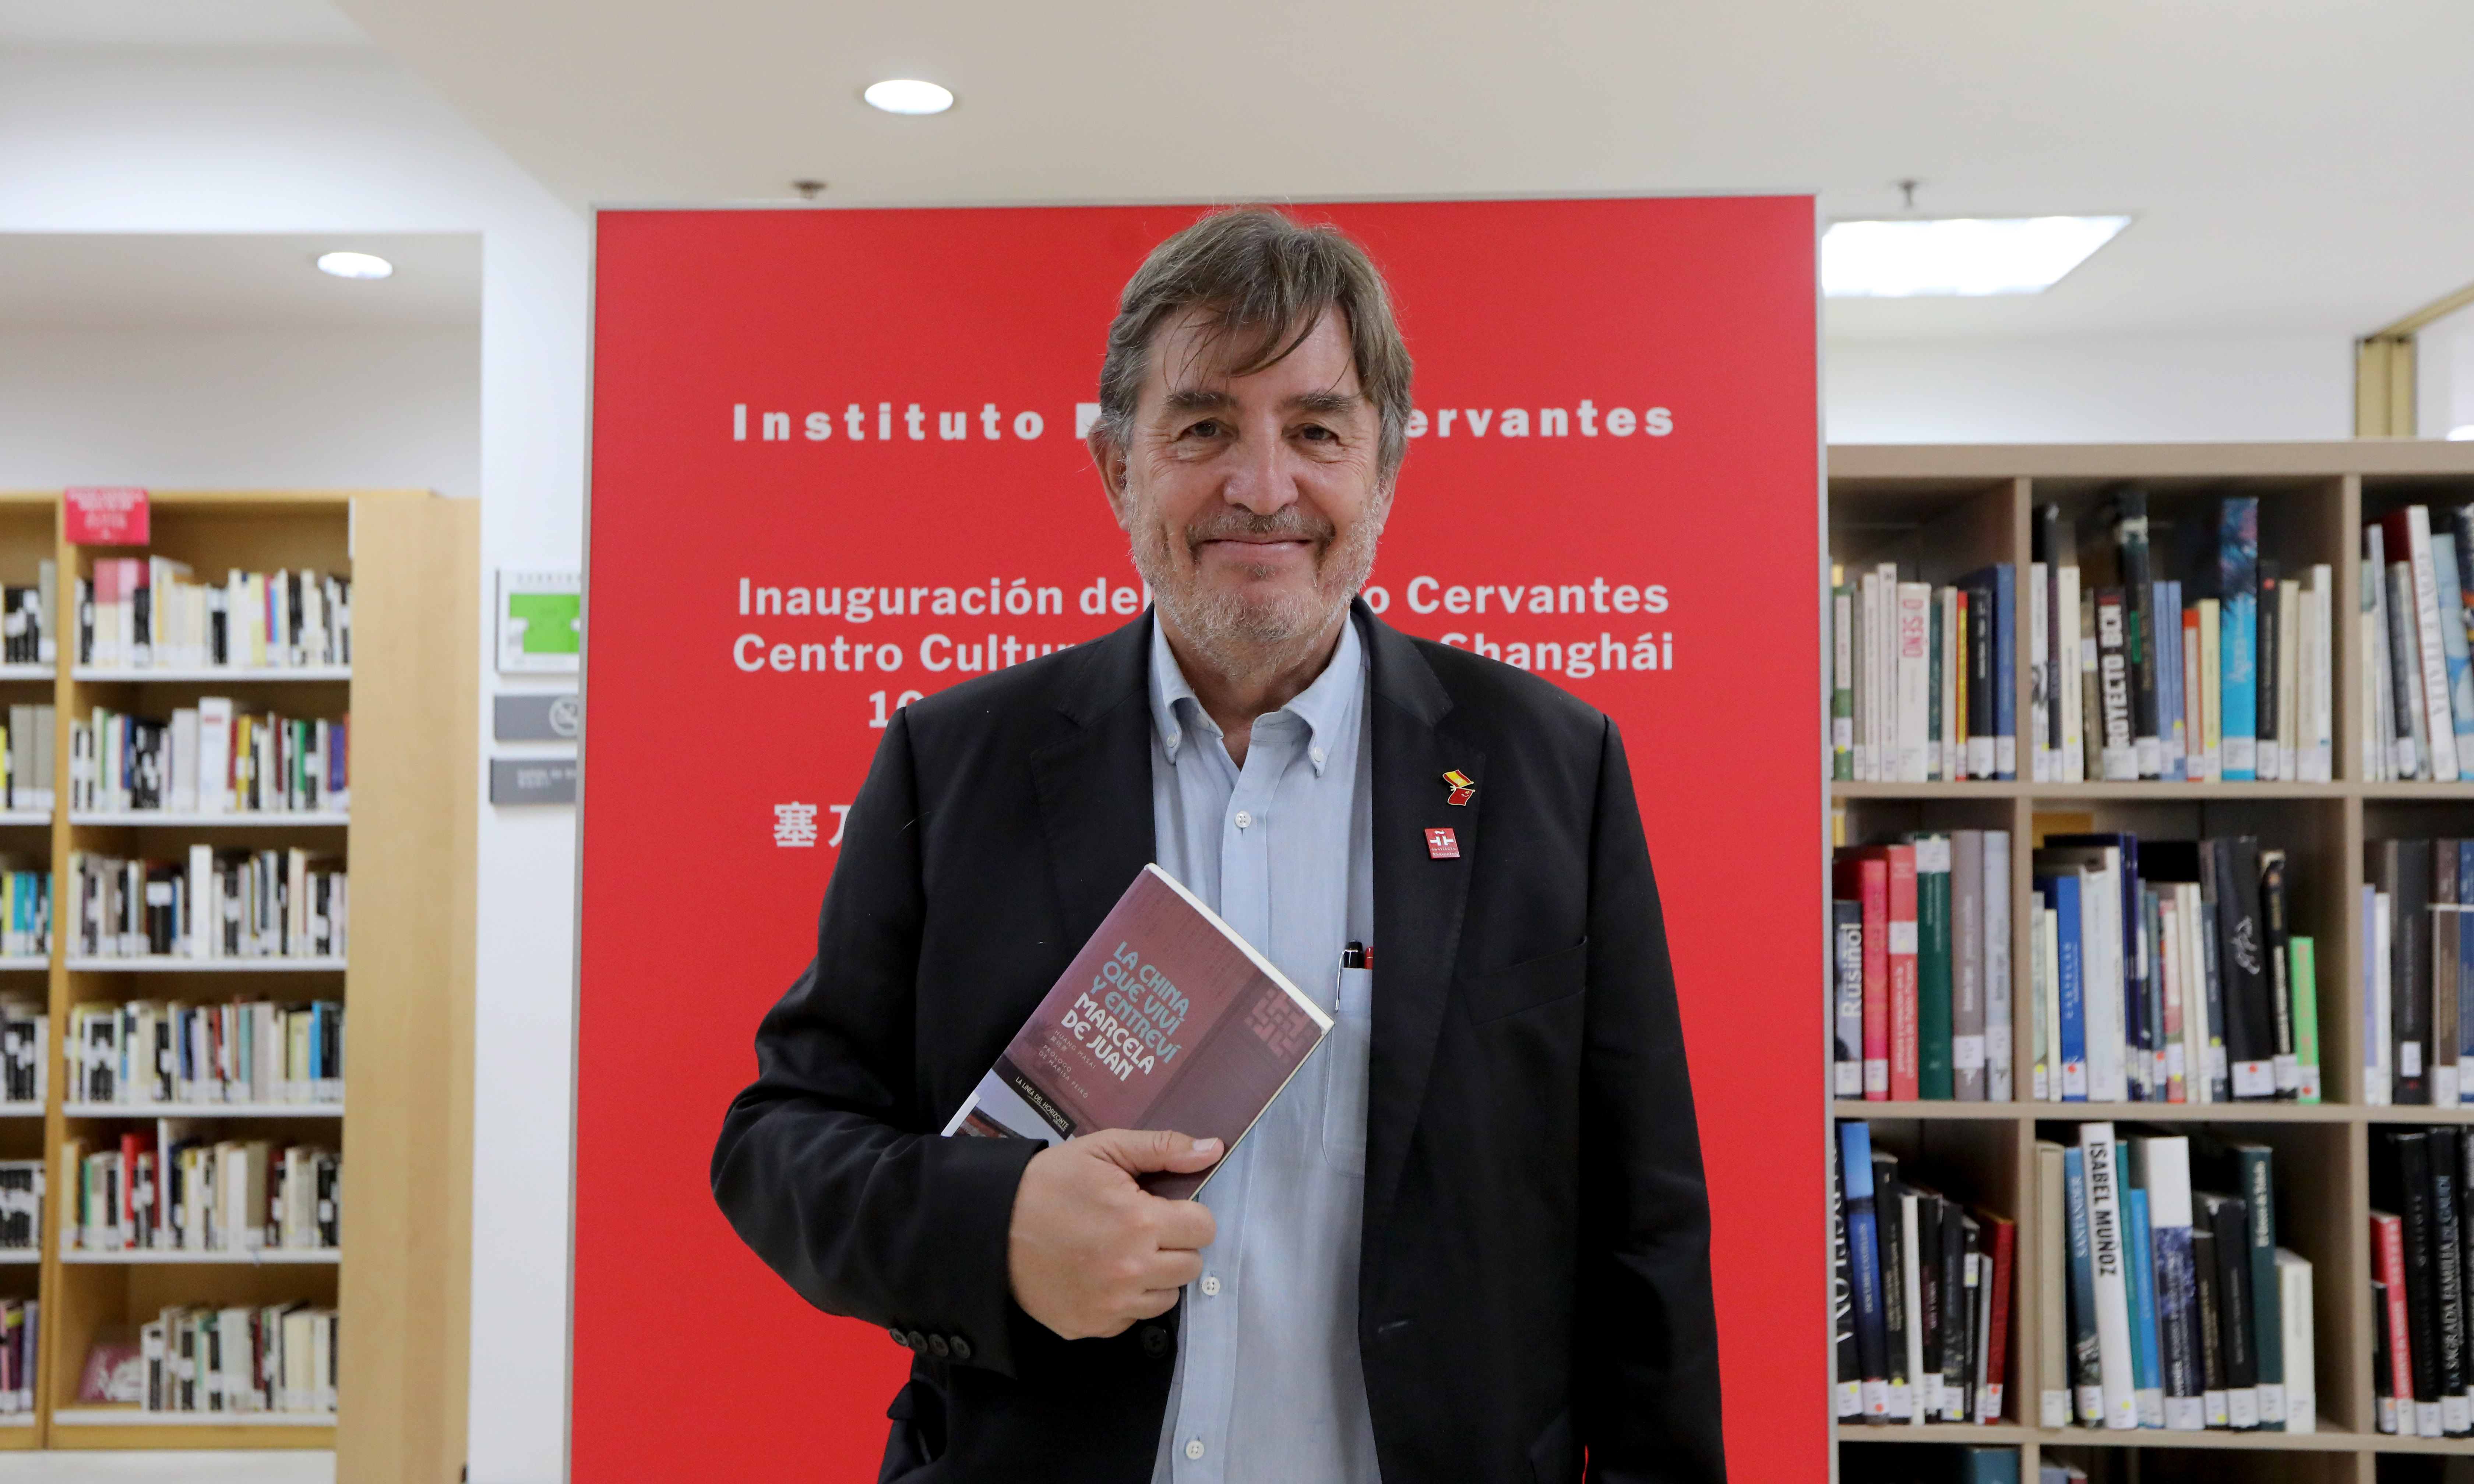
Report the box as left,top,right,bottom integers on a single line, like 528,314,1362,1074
943,864,1332,1199
2432,1126,2471,1432
1832,576,1854,780
1951,831,1985,1101
2220,497,2260,780
2385,506,2463,780
75,563,350,674
2256,562,2281,780
1832,899,1863,1098
1914,835,1955,1100
2141,1134,2206,1430
2064,1144,2104,1424
138,1303,335,1414
1836,854,1892,1100
1838,1123,1890,1420
2080,1123,2139,1429
2291,936,2322,1103
1977,1208,2015,1423
1985,831,2013,1102
2123,1181,2165,1425
2038,1141,2070,1427
2277,1248,2315,1433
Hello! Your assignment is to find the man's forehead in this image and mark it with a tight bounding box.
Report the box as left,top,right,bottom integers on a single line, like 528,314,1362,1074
1146,306,1362,404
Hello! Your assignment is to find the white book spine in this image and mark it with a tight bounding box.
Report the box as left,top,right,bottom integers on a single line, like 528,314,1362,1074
2080,1123,2140,1429
1985,831,2012,1101
1941,588,1962,780
2371,888,2393,1106
2087,860,2126,1104
2408,508,2461,780
1896,583,1932,782
1901,1190,1924,1425
2058,565,2085,781
2312,566,2336,780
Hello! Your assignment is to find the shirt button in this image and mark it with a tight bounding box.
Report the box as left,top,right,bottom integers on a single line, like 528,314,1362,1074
1200,1275,1221,1296
1311,748,1326,767
1185,1439,1206,1461
1233,810,1252,829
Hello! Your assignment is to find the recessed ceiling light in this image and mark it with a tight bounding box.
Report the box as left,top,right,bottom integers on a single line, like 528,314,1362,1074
2449,425,2474,442
863,79,954,115
316,251,394,280
1822,216,2131,298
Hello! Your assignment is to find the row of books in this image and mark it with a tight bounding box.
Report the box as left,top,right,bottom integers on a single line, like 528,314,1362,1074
2041,1124,2313,1433
64,999,345,1106
0,870,48,957
0,1160,38,1251
79,559,351,672
2371,1126,2474,1434
2363,507,2474,782
0,1003,45,1106
66,1128,338,1253
1832,833,2012,1100
2,705,54,813
71,848,347,961
2032,495,2336,784
2365,839,2474,1105
70,701,348,815
1832,563,2016,782
1,564,54,666
1832,1120,2016,1425
2032,834,2317,1106
136,1303,336,1415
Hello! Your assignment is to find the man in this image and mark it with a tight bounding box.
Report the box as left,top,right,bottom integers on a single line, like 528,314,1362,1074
713,207,1722,1484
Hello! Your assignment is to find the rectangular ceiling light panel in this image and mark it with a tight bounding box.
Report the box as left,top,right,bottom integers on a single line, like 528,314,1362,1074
1822,215,2131,298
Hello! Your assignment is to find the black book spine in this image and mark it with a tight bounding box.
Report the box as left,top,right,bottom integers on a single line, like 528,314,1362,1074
1876,1158,1909,1403
1968,584,1995,770
2195,1225,2227,1406
2399,1131,2445,1407
2257,562,2281,772
2038,503,2065,756
2207,1194,2261,1426
1940,1202,1970,1419
2096,587,2134,777
2114,490,2160,775
2217,837,2276,1098
2432,1126,2470,1426
1832,1137,1858,1415
2262,850,2295,1093
1917,1194,1945,1387
2401,840,2436,1105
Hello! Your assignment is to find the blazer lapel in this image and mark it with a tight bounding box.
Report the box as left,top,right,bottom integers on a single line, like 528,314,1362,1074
1358,605,1481,1257
1030,613,1159,947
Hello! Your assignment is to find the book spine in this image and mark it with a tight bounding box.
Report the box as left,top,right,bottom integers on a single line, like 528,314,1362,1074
1985,831,2012,1103
2257,565,2282,780
2047,873,2088,1100
2238,1146,2286,1427
1906,1191,1931,1421
2219,838,2277,1100
1881,1161,1912,1418
1952,831,1985,1102
2377,1273,2399,1434
1839,1123,1892,1420
1862,859,1890,1098
2158,579,2186,779
2183,607,2210,782
2096,588,2137,781
1834,900,1864,1098
2195,1224,2227,1425
2125,1184,2165,1426
2199,598,2223,782
2263,852,2297,1099
2039,1143,2071,1427
2429,1127,2469,1433
2064,1145,2104,1424
2397,1133,2446,1434
1928,591,1946,781
2208,1195,2260,1428
1967,584,1994,780
2408,507,2463,780
1898,582,1933,782
2278,1250,2315,1433
1833,582,1855,781
1993,563,2016,780
1914,836,1953,1100
2367,532,2397,781
2392,562,2431,781
2032,559,2052,781
1979,1212,2015,1423
1889,849,1920,1101
2059,563,2086,782
1855,573,1876,780
2220,496,2260,780
2117,494,2160,778
2291,936,2321,1103
2081,1123,2140,1428
2461,842,2474,1105
2148,1136,2206,1430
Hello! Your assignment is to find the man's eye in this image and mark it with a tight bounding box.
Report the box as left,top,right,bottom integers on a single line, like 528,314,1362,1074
1298,425,1335,441
1185,420,1224,438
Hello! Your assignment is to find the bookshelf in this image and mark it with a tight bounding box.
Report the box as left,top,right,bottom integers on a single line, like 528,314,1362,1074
0,490,476,1474
1828,442,2474,1484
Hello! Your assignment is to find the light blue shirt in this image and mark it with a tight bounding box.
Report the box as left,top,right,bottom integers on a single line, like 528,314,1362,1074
1146,614,1380,1484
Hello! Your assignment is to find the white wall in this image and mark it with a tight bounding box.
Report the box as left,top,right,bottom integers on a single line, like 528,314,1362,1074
2420,305,2474,442
0,325,479,495
0,45,585,1484
1826,332,2357,444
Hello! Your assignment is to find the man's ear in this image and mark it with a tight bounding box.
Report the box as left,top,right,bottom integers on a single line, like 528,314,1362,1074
1092,429,1134,531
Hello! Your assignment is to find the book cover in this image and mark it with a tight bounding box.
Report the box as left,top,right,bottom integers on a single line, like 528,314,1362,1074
1913,835,1955,1100
941,863,1332,1200
2219,497,2260,780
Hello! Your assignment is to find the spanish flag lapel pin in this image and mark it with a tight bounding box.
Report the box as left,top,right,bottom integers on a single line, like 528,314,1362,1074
1441,769,1476,807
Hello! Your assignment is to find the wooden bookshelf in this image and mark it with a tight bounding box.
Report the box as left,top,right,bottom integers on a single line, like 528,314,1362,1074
0,490,476,1473
1827,442,2474,1484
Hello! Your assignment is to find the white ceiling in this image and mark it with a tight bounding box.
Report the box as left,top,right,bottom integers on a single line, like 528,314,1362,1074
0,0,364,47
0,233,480,329
9,0,2474,343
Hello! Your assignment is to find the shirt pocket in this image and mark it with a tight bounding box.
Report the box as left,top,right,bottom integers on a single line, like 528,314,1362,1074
1320,966,1374,1177
1459,939,1589,1024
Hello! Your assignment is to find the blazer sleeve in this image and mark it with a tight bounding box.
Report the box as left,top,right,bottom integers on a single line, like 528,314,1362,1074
709,707,1044,1376
1574,717,1727,1483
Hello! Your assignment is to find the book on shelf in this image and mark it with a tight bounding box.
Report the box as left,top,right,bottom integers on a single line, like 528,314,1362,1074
3,704,54,813
940,863,1331,1201
70,699,349,815
0,868,52,960
2361,505,2474,782
2038,1126,2311,1434
2026,494,2332,783
2362,838,2474,1106
0,1160,39,1252
1828,561,2016,782
0,1001,46,1106
140,1302,336,1415
2370,1126,2474,1435
1832,833,2002,1102
66,998,343,1106
64,1123,339,1253
2025,831,2317,1105
0,1300,34,1415
71,848,346,961
1836,1119,2013,1426
78,559,351,672
1,563,54,667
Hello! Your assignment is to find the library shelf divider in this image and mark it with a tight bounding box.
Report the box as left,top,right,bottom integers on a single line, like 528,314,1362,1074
0,488,476,1471
1827,441,2474,1484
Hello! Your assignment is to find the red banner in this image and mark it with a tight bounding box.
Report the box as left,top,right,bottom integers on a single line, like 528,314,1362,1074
579,198,1821,1480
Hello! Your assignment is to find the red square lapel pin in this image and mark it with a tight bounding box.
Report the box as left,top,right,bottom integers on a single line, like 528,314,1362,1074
1424,827,1460,860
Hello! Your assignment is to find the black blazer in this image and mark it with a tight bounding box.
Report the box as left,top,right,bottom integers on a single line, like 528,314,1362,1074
712,603,1723,1484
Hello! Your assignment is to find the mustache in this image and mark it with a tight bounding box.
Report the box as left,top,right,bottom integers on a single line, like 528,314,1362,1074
1183,509,1335,550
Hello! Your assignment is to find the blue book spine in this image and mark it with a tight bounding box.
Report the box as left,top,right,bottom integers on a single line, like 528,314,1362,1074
2126,1186,2165,1425
2432,531,2474,752
2044,873,2088,1100
1960,1446,2021,1484
2154,1219,2203,1424
1995,563,2017,780
1839,1121,1891,1418
2220,497,2260,780
2157,580,2186,780
2066,1146,2104,1423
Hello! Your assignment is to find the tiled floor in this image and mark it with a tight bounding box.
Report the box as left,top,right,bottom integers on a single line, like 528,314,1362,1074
0,1453,332,1483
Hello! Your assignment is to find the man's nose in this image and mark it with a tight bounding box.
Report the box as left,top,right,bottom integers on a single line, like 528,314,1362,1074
1219,428,1300,516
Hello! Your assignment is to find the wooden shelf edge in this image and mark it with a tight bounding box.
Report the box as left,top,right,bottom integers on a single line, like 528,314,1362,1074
65,958,345,973
51,1408,335,1426
1836,1420,2370,1451
71,667,348,683
57,1249,339,1265
68,812,349,827
63,1102,342,1118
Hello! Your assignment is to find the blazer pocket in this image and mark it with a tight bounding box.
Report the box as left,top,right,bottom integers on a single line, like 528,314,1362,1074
1460,940,1587,1025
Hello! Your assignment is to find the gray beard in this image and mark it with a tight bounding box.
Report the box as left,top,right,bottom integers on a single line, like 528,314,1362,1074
1131,511,1382,687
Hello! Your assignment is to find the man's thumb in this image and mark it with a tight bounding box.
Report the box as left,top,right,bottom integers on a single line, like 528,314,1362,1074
1086,1127,1223,1174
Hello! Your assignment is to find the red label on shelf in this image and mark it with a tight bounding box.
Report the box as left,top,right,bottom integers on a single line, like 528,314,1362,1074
64,487,149,546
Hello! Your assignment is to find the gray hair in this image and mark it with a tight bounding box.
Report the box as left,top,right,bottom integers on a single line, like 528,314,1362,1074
1094,207,1414,484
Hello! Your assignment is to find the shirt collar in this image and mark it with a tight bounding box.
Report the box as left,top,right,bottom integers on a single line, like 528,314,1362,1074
1148,611,1364,776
